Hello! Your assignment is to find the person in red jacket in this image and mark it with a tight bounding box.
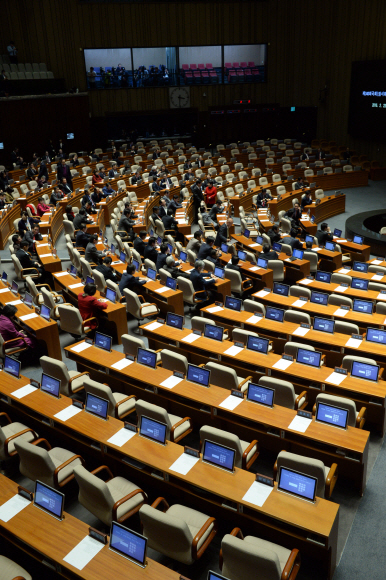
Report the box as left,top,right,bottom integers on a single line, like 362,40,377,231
77,283,107,331
92,169,103,186
205,180,217,207
36,196,50,217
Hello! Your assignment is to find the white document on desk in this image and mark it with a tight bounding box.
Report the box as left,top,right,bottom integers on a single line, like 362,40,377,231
107,428,137,447
299,278,313,285
160,376,184,389
326,371,347,386
69,283,84,289
243,481,273,507
206,306,224,313
19,313,38,321
288,415,312,433
155,287,170,294
0,494,31,522
255,289,270,297
335,285,348,292
182,333,201,343
219,395,244,411
249,266,261,272
0,288,9,293
334,308,348,317
111,261,123,265
371,259,382,265
6,299,23,306
39,253,53,258
249,243,260,247
111,358,134,370
63,535,105,570
311,247,322,252
71,342,92,353
372,274,383,281
11,385,38,399
54,406,83,422
345,337,363,349
292,299,307,308
36,243,49,248
55,272,69,278
145,321,163,331
223,345,244,357
246,315,264,324
377,293,386,301
169,453,199,475
272,359,293,370
338,268,350,274
292,326,310,337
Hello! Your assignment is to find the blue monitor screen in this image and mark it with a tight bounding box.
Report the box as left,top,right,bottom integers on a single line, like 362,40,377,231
157,236,162,245
167,243,173,255
316,402,348,429
41,373,60,398
147,268,156,281
247,383,274,407
187,364,210,387
105,288,116,303
293,249,304,260
238,250,247,261
40,304,51,321
179,251,187,262
333,228,342,237
111,244,115,254
110,522,147,567
85,392,109,420
278,467,317,502
208,572,229,580
353,299,373,314
24,292,33,307
311,215,315,223
313,317,335,333
214,266,224,279
94,332,112,351
366,327,386,344
120,251,126,262
244,228,250,238
296,348,321,368
325,241,335,251
225,295,242,311
166,276,177,290
166,312,183,330
70,265,77,276
204,324,223,341
11,281,18,294
255,235,264,245
132,259,139,271
305,235,314,243
202,440,235,472
353,261,369,273
137,348,157,369
1,271,7,282
273,282,289,296
34,481,64,519
351,277,368,291
139,415,167,445
310,291,328,305
221,243,228,253
315,271,332,283
246,335,269,354
4,355,20,378
353,235,364,245
273,242,282,252
86,276,95,285
265,307,284,322
257,257,268,269
351,361,379,382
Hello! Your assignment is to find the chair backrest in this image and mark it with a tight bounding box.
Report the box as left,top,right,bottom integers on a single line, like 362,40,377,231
205,361,238,390
243,299,265,315
63,220,75,237
123,289,142,319
222,533,282,580
74,465,115,525
331,273,352,285
259,376,296,409
284,341,315,359
41,287,57,318
40,355,73,395
92,269,106,294
303,251,318,272
289,285,311,299
14,439,55,486
176,276,195,304
315,393,357,427
267,260,284,282
160,349,188,374
232,328,259,346
83,377,116,416
224,267,243,292
283,310,311,325
57,304,84,335
121,334,146,357
200,425,244,467
327,293,353,308
335,321,359,335
80,257,93,278
275,450,326,497
135,399,171,438
342,355,377,372
11,255,23,279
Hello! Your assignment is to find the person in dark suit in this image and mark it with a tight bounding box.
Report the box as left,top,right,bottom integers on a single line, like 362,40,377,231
206,248,222,268
209,201,224,222
162,209,179,232
23,225,43,253
257,189,272,207
184,170,195,182
82,190,95,208
301,152,309,161
301,191,313,211
102,183,115,197
316,222,333,246
144,237,158,265
108,163,119,179
190,260,216,299
163,255,190,280
342,147,352,161
50,186,63,205
42,151,51,164
183,160,192,170
192,179,204,223
196,156,205,168
282,229,303,251
119,264,147,294
225,255,252,283
158,199,167,219
260,243,279,261
294,177,305,190
150,177,162,194
11,148,20,165
118,210,135,241
152,148,161,160
38,162,49,181
85,235,106,265
58,178,72,195
56,160,72,187
26,163,37,180
156,243,170,271
16,241,44,279
133,231,147,256
95,256,118,283
215,218,233,247
317,148,326,160
197,236,216,260
267,225,281,244
91,188,103,205
168,194,183,214
291,202,302,224
73,208,92,229
160,173,173,190
75,224,90,249
150,206,163,228
131,171,142,185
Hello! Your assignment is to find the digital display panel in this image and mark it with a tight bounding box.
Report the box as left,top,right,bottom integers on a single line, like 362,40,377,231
109,522,147,567
316,402,349,429
278,467,317,502
202,440,235,472
246,383,274,407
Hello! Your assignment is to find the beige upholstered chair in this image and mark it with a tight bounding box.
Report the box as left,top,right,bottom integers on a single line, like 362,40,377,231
200,425,258,470
273,450,338,499
0,412,38,460
123,289,159,328
220,528,300,580
243,299,265,315
12,254,39,282
121,334,161,363
327,293,353,308
267,260,284,282
191,316,229,339
303,250,318,273
135,399,192,443
40,356,88,396
57,304,97,337
140,497,217,564
283,310,311,325
204,362,252,393
258,376,307,410
331,273,351,285
0,333,29,359
160,349,188,374
0,556,32,580
314,393,366,429
232,328,272,351
342,355,378,373
177,277,208,311
289,285,311,299
41,287,61,320
224,268,253,295
284,341,324,365
83,377,136,420
335,321,359,335
74,464,146,526
14,439,84,488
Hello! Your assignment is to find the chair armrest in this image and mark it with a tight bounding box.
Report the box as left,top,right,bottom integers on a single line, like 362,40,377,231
4,428,39,456
321,354,326,365
325,463,338,499
54,454,84,487
140,303,159,316
356,406,366,429
294,390,308,410
192,516,218,560
241,278,253,289
2,336,29,351
68,371,89,393
281,548,301,580
35,283,52,291
379,367,384,381
193,290,208,302
21,267,39,277
242,439,259,470
238,375,252,391
219,526,243,569
31,437,52,450
151,496,169,512
137,294,145,303
115,395,136,418
90,464,114,481
170,416,193,443
0,412,12,425
113,488,147,522
82,317,98,331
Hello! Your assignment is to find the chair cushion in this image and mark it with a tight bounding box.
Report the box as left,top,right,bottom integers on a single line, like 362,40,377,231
167,504,214,551
244,535,291,572
142,303,158,316
168,413,190,440
107,476,144,520
0,555,32,580
237,377,250,393
68,370,86,392
240,440,258,464
48,447,82,483
113,392,136,418
0,422,36,460
5,347,23,354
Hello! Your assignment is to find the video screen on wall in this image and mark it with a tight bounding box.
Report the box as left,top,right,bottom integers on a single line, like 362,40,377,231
348,60,386,142
84,44,267,90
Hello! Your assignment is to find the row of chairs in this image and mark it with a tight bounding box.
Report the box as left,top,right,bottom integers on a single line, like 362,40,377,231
7,71,54,80
184,70,218,84
3,62,47,73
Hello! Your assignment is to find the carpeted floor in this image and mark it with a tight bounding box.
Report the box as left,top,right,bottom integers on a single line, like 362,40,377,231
1,178,386,580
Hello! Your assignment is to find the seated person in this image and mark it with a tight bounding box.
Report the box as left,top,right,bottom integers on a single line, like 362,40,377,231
143,237,158,264
0,192,7,210
77,283,107,331
131,171,142,185
18,212,32,237
23,224,43,253
133,231,147,257
209,200,224,221
102,182,115,197
108,163,119,178
286,202,302,225
190,259,216,300
225,256,251,282
316,222,333,246
267,224,281,244
0,304,37,349
184,170,195,181
197,236,216,260
163,255,190,280
50,186,63,205
301,191,313,210
73,207,92,229
256,188,272,207
16,240,44,279
37,196,50,217
37,175,50,189
75,223,90,249
160,173,173,190
159,198,168,219
200,205,218,228
168,194,183,213
156,243,170,271
150,176,162,194
92,169,103,186
118,209,135,241
260,242,279,261
65,204,75,222
215,217,233,247
95,256,118,283
85,234,106,265
119,263,146,293
11,233,22,253
91,187,103,205
162,208,179,232
58,177,72,195
282,229,303,251
206,248,222,268
295,177,305,190
82,190,95,208
186,231,202,254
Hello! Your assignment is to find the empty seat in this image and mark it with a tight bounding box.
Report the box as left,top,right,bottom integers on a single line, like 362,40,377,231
204,361,251,393
314,393,366,429
274,450,337,498
259,376,307,410
200,425,258,470
0,556,32,580
135,399,192,443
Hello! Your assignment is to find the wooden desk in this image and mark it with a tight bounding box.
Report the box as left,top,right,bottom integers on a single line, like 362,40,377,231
0,474,181,580
333,239,371,262
287,168,368,191
297,277,386,303
52,271,127,344
0,368,340,579
333,267,386,286
35,238,62,274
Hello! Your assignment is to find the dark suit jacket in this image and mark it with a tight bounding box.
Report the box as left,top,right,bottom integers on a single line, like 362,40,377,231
190,269,215,292
282,236,303,251
95,264,117,283
261,250,279,261
82,194,94,207
159,206,167,219
50,192,61,206
57,164,72,185
267,228,281,244
152,152,160,160
144,245,158,265
118,216,135,234
162,215,178,230
75,231,90,249
16,249,35,270
301,153,309,161
197,243,214,260
85,242,104,265
119,272,146,293
215,224,229,246
73,213,91,229
134,237,146,256
316,230,333,246
156,253,168,271
301,195,312,210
